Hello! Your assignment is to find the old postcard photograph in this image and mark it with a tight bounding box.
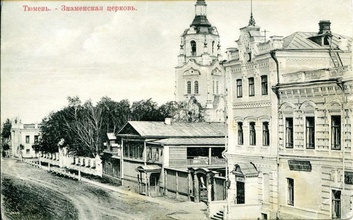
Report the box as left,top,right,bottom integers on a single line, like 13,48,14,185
1,0,353,219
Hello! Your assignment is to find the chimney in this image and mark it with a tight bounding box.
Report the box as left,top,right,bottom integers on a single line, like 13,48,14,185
318,20,331,35
164,118,172,125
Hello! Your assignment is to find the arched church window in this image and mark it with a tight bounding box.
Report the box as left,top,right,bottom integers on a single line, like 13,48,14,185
216,81,219,94
191,41,196,56
212,41,215,54
194,81,199,94
187,81,192,94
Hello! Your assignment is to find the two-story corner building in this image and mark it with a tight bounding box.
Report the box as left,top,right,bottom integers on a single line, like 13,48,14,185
273,25,353,219
220,14,352,220
115,120,227,202
11,120,41,159
221,13,279,220
175,0,226,123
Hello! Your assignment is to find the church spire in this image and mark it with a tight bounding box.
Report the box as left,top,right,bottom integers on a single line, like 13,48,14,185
248,0,256,26
191,0,211,27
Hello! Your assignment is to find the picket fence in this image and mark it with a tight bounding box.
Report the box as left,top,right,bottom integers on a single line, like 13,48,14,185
27,148,103,179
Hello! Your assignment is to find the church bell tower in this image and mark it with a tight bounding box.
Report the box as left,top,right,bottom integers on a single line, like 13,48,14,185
175,0,225,122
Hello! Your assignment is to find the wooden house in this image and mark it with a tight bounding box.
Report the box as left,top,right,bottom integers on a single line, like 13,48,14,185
104,119,227,202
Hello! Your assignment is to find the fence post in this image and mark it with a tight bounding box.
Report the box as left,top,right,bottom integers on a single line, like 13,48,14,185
95,154,102,177
176,171,179,199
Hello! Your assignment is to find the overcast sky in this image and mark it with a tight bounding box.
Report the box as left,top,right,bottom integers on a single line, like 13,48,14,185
1,0,352,123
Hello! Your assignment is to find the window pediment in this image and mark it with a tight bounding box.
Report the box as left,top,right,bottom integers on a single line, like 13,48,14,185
183,68,200,76
211,68,222,76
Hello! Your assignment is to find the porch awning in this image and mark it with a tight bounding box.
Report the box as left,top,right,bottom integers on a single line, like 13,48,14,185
136,165,161,173
233,162,259,178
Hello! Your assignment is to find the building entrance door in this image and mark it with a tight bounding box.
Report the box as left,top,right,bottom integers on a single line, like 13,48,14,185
150,173,160,197
198,174,208,202
236,181,245,204
332,190,341,219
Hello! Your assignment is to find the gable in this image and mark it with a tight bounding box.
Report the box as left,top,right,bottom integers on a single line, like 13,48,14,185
117,123,140,136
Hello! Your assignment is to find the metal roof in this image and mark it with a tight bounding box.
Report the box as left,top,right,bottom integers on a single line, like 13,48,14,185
118,121,226,138
136,165,161,173
282,32,350,50
233,162,259,178
107,133,116,140
151,137,225,146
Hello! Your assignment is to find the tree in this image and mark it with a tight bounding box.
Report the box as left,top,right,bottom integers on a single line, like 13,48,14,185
39,96,187,157
40,107,76,153
1,118,12,139
67,100,103,156
158,101,179,119
2,143,10,151
97,97,131,133
131,98,164,121
40,97,105,157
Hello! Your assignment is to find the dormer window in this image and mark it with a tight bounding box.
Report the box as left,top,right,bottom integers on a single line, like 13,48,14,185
191,41,197,56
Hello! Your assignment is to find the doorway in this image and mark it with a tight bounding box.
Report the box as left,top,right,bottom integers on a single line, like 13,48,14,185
236,181,245,204
332,190,341,219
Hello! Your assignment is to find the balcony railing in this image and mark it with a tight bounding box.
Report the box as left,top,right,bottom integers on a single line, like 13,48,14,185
187,156,226,165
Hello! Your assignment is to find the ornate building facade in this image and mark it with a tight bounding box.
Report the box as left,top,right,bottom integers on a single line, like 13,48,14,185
221,15,353,220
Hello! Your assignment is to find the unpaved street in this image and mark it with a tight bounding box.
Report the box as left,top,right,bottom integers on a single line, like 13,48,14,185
1,159,207,220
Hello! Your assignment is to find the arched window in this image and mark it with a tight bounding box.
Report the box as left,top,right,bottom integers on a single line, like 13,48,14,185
212,41,215,54
262,122,270,146
187,81,192,94
285,117,294,148
194,81,199,94
191,41,196,56
238,122,243,145
249,122,256,145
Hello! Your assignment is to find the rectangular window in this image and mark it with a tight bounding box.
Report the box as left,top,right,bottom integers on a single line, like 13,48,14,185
287,178,294,206
331,116,341,150
263,122,270,146
285,118,294,148
249,122,256,145
238,122,243,145
306,117,315,149
124,144,128,157
25,135,30,144
332,190,341,219
261,75,268,95
249,77,255,96
236,79,242,98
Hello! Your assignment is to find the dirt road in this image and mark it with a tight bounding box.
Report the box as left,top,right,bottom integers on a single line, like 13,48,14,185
1,159,207,220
